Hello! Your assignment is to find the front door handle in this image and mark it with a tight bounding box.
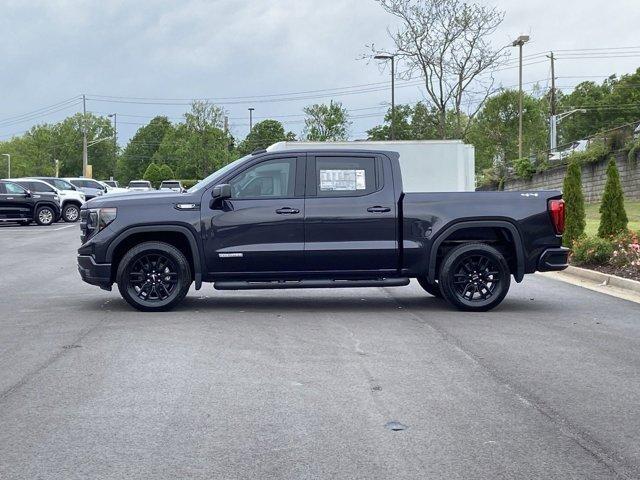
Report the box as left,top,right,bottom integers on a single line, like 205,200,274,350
275,207,300,215
367,206,391,213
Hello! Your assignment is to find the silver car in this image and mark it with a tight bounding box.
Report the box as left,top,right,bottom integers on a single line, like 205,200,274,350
63,177,107,200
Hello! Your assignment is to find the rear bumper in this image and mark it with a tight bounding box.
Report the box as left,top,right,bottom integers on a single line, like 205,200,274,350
77,254,112,290
538,247,570,271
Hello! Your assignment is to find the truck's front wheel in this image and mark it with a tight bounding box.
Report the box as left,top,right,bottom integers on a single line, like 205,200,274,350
439,243,510,312
116,241,192,312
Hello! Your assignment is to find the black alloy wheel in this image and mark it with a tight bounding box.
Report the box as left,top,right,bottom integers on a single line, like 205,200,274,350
439,243,510,311
116,241,191,311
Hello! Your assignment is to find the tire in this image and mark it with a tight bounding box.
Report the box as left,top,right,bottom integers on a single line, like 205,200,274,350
116,241,192,312
62,203,80,222
439,243,511,312
35,206,55,226
416,276,443,298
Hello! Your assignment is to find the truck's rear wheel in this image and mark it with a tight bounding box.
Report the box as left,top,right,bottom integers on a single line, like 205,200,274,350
439,243,510,312
35,206,55,226
116,241,191,312
416,277,442,298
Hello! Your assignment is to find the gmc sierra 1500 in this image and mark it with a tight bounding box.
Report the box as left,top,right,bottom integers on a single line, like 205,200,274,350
77,149,569,312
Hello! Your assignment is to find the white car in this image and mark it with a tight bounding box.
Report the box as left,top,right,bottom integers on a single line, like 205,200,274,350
97,180,129,195
127,180,154,192
17,177,85,222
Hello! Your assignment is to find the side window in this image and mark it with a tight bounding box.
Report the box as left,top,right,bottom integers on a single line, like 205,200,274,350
315,156,377,197
229,158,296,199
0,183,5,194
87,180,103,189
32,182,55,193
4,182,26,194
70,180,82,188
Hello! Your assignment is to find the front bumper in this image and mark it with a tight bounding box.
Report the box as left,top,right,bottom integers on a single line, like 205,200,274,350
538,247,570,271
77,255,112,290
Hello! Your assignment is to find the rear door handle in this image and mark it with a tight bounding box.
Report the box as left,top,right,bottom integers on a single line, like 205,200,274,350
367,206,391,213
275,207,300,215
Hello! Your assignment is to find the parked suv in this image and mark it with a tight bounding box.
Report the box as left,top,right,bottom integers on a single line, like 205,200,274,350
159,180,185,192
0,180,60,225
20,177,85,222
64,177,107,200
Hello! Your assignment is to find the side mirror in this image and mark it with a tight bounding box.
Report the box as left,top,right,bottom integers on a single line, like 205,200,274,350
212,184,231,200
24,190,32,197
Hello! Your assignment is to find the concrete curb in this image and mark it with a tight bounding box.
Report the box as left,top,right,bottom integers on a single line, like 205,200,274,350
564,265,640,294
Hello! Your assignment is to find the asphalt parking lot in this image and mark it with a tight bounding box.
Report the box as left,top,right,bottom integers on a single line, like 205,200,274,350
1,223,639,479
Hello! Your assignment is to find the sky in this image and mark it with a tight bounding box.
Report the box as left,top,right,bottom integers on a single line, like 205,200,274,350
1,0,639,145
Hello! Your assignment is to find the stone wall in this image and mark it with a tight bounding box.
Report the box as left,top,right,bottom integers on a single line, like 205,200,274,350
502,151,640,202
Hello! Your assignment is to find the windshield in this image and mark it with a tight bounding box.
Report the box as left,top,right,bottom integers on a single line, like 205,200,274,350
129,182,150,188
161,182,180,187
188,155,251,193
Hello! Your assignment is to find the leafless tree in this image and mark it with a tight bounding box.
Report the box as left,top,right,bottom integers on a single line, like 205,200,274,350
367,0,509,139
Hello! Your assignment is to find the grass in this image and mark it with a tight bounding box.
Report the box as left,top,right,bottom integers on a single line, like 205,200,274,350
584,201,640,237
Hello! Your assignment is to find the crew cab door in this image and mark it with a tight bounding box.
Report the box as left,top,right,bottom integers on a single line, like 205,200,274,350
304,153,398,272
201,155,306,276
0,181,32,219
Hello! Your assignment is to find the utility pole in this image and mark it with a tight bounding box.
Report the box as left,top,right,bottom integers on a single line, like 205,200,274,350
224,115,229,134
374,54,396,140
82,94,88,177
547,52,558,151
108,113,117,175
512,35,529,160
248,108,255,131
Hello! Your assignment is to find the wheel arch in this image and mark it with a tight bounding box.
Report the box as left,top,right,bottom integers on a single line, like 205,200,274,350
34,201,60,215
106,225,203,289
428,220,525,283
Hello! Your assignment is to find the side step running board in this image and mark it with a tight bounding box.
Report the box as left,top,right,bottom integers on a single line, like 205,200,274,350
213,278,410,290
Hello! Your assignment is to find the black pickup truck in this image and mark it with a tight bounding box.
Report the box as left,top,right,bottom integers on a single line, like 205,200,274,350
77,149,569,312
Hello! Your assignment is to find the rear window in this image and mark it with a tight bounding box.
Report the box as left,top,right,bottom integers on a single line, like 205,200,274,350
129,182,150,188
314,156,377,197
161,182,180,187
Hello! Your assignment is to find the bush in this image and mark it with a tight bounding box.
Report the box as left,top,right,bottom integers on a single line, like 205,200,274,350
562,160,585,247
143,162,162,188
158,164,175,181
610,230,640,269
571,236,614,266
513,157,536,180
598,158,628,238
180,179,200,189
628,139,640,166
566,140,609,165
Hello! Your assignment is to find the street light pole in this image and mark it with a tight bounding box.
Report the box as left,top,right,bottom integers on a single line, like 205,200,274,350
82,94,88,177
248,108,255,131
374,54,396,140
512,35,529,160
1,153,10,178
550,109,587,152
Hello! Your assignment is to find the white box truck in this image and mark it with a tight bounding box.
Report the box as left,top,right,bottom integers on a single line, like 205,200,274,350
267,140,475,192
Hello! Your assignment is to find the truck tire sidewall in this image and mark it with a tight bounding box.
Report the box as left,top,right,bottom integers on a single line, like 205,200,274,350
116,241,191,312
35,206,55,226
62,204,80,222
439,243,510,312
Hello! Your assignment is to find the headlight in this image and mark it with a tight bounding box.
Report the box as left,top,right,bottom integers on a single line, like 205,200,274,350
87,207,117,233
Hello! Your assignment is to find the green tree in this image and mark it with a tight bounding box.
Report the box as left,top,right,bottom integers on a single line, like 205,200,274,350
598,158,628,237
143,162,162,188
158,163,175,181
303,100,350,141
367,102,450,140
117,116,174,184
236,119,296,156
466,89,548,173
562,160,586,247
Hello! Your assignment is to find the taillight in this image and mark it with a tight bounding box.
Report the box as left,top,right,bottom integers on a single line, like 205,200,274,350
548,199,565,235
